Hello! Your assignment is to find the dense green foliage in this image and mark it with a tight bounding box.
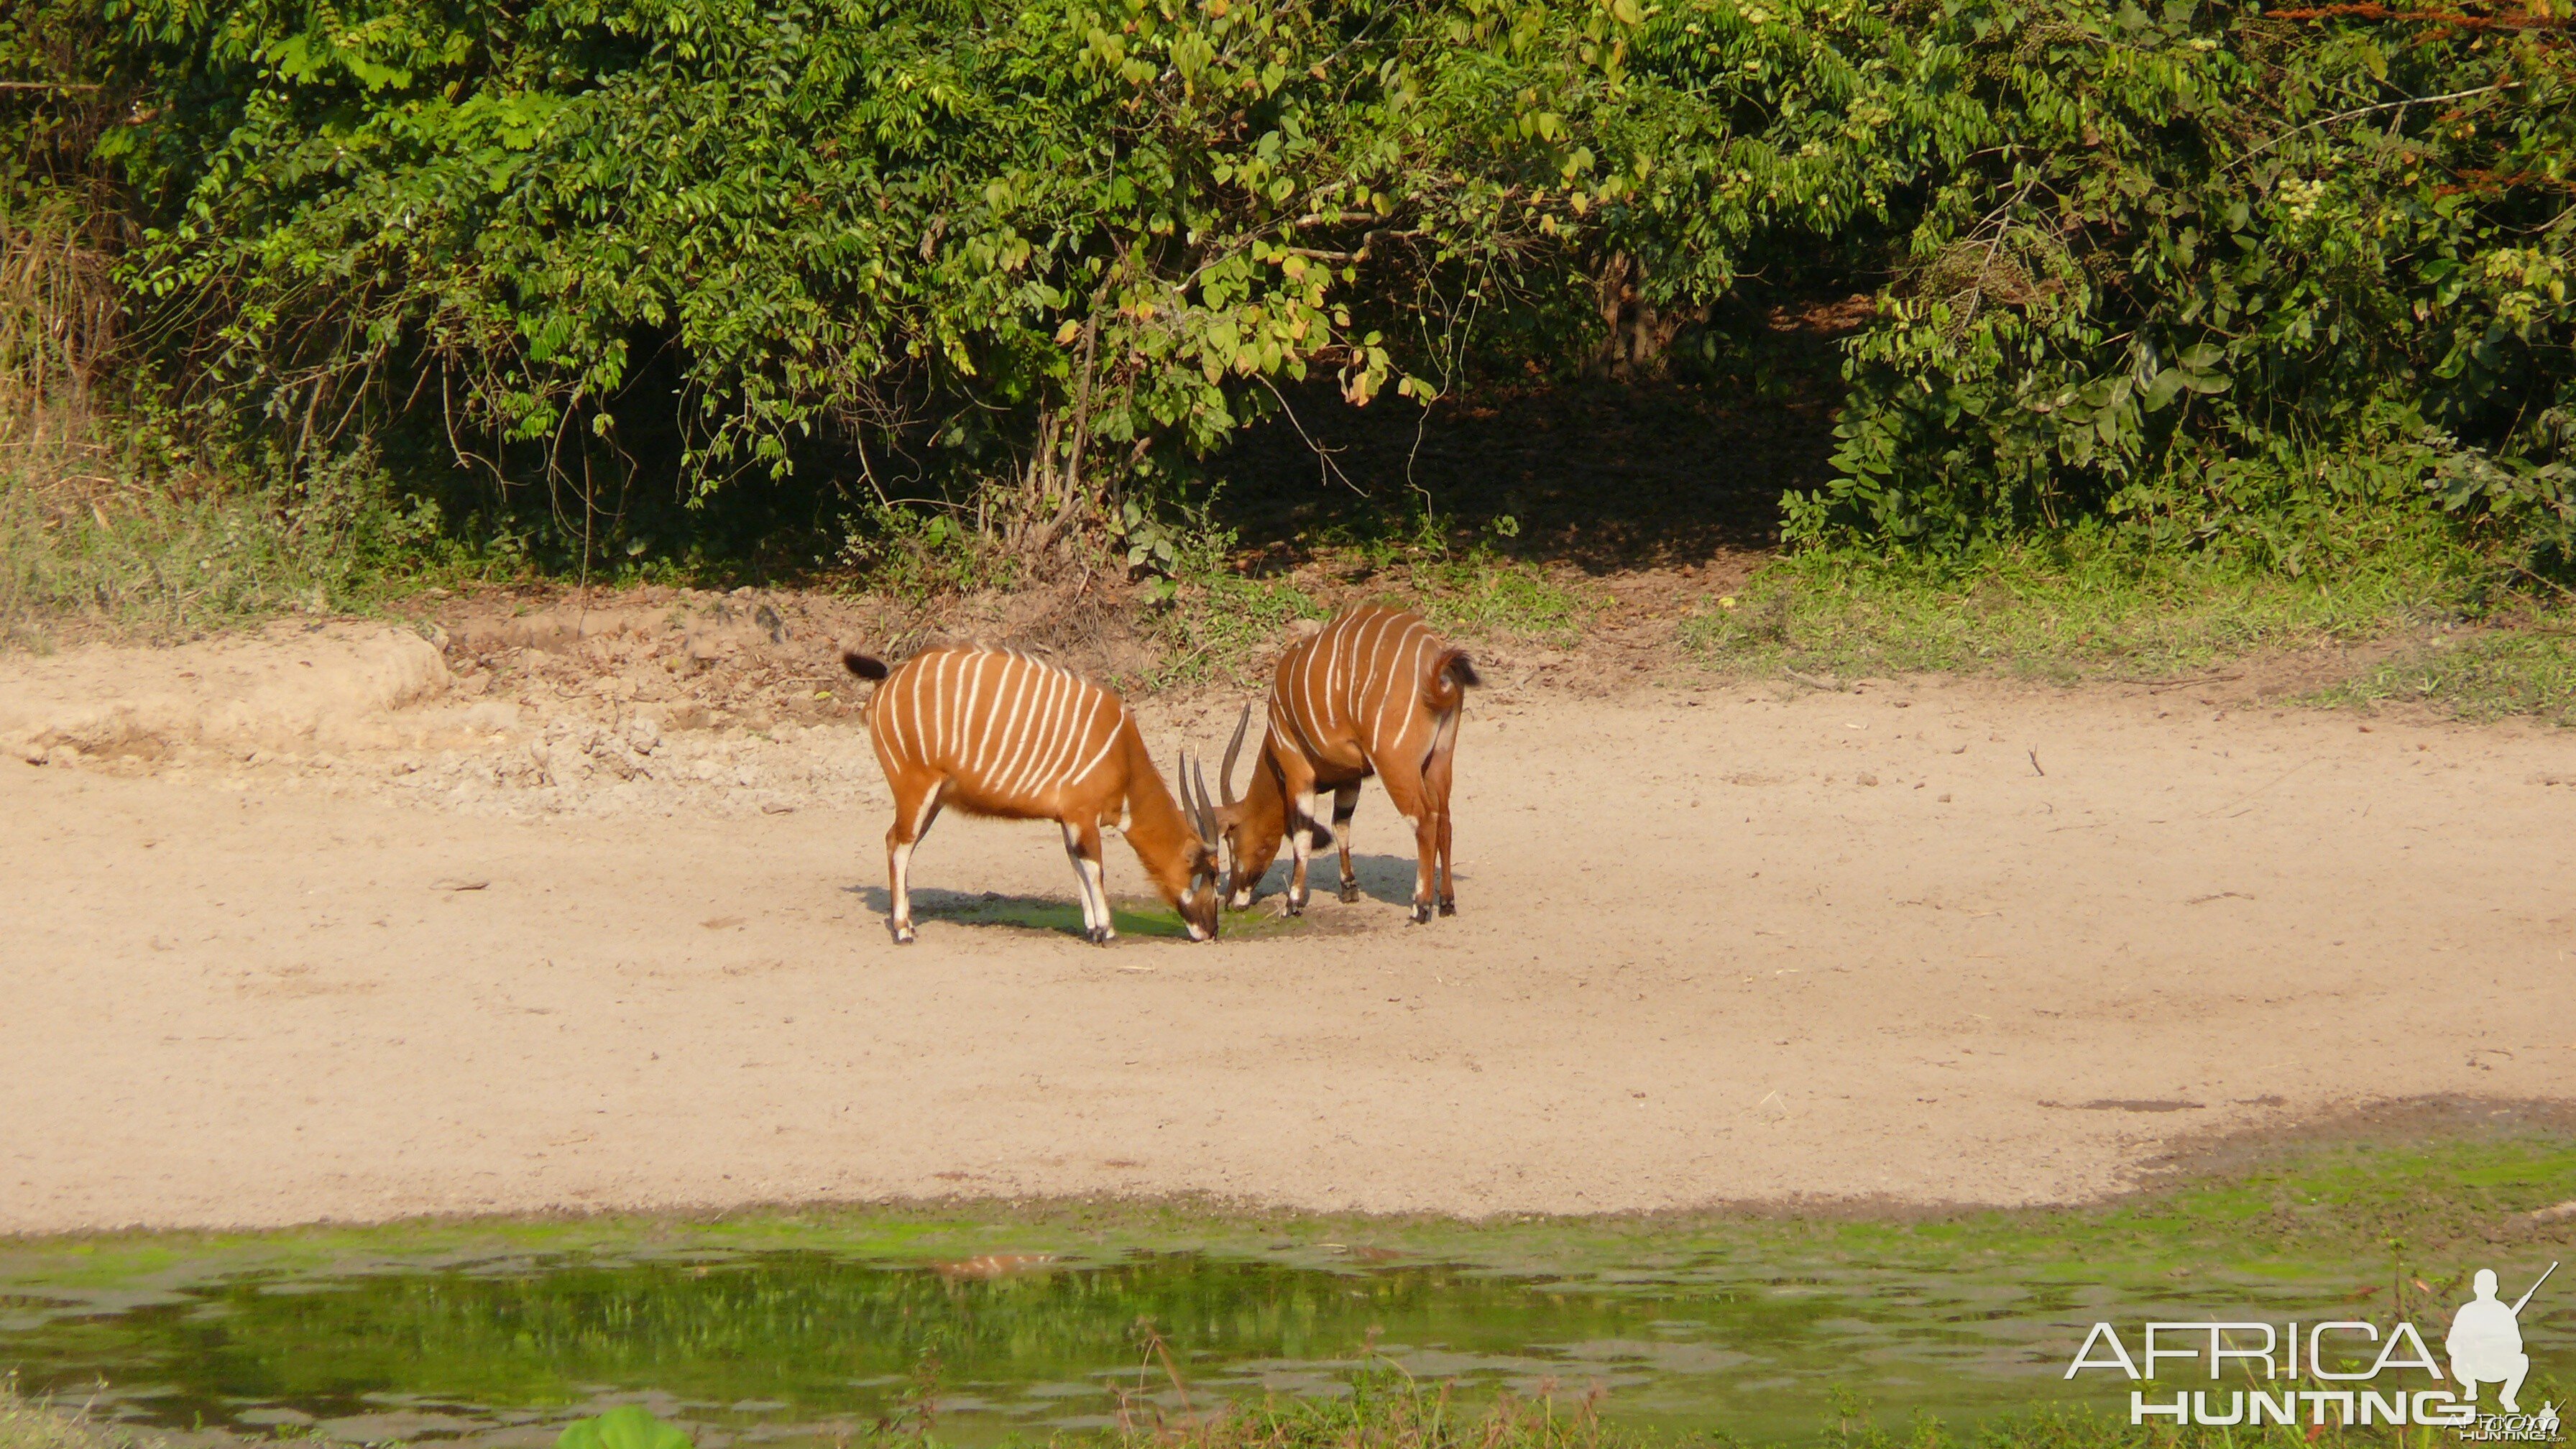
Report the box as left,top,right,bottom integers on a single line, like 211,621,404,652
1808,0,2576,573
7,0,2575,571
79,0,1983,564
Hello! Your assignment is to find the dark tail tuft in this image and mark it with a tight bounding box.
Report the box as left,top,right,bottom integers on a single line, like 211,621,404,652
1422,646,1478,712
842,650,890,681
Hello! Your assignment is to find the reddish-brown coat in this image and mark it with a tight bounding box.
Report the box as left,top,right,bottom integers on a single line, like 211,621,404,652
845,645,1221,944
1213,607,1476,922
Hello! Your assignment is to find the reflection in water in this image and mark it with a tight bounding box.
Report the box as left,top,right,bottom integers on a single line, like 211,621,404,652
0,1248,2460,1447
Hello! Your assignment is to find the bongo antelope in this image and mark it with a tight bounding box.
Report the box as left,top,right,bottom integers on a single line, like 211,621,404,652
841,645,1223,945
1210,606,1478,923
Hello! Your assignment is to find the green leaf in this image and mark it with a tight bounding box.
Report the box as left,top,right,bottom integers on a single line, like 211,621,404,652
2140,368,2186,413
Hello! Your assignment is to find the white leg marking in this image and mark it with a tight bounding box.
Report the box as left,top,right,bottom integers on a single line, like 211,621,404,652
1289,807,1314,903
1080,850,1113,939
890,840,917,941
1062,822,1099,936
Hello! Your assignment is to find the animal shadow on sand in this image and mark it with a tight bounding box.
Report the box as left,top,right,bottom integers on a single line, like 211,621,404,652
1238,852,1443,910
843,857,1434,941
845,885,1195,941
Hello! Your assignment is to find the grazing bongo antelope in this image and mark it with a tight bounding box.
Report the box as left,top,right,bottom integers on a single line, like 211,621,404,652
1210,605,1478,924
840,645,1224,945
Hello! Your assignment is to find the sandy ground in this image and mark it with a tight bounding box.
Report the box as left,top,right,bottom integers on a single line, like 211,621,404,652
3,619,2573,1236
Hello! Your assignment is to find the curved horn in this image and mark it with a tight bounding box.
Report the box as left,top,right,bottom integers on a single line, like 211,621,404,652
1191,757,1220,845
1176,751,1213,845
1219,702,1251,808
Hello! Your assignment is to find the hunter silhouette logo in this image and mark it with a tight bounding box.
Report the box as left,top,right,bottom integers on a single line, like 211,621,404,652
2450,1263,2552,1413
2065,1259,2562,1437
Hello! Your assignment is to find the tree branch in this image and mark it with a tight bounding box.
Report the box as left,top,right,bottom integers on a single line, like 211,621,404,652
2223,80,2523,172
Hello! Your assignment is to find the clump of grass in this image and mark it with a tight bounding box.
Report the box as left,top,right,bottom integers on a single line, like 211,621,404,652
1098,1367,2572,1449
1145,565,1327,688
2311,630,2576,724
1412,549,1591,647
1680,515,2554,695
1327,511,1596,648
0,441,462,650
1128,1370,1627,1449
0,1379,162,1449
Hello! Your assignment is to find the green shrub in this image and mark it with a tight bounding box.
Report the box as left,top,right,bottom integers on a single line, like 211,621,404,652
1797,0,2576,567
17,0,2574,578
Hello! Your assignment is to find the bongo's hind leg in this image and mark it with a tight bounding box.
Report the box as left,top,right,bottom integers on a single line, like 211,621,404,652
1331,783,1362,902
1425,737,1458,916
886,778,947,944
1435,811,1455,915
1379,763,1438,925
1405,811,1440,925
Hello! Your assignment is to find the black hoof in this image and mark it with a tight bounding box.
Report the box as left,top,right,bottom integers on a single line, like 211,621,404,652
1338,883,1361,903
1409,902,1432,925
1085,926,1113,945
1285,896,1305,917
1437,900,1456,917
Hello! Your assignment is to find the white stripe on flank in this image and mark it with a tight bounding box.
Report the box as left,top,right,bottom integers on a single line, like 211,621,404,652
984,649,1015,773
1065,697,1123,792
879,663,904,763
1335,612,1378,742
906,654,934,765
947,652,968,768
1322,612,1357,719
1011,658,1049,776
1291,626,1321,742
1003,665,1067,800
1276,684,1320,762
1404,632,1437,748
1368,622,1414,754
959,652,993,776
1000,663,1064,801
1372,617,1416,742
869,717,899,783
1352,616,1386,702
977,653,1023,781
932,652,963,768
947,651,973,764
1308,622,1336,746
896,660,925,763
984,657,1034,796
1003,656,1044,785
1026,670,1092,802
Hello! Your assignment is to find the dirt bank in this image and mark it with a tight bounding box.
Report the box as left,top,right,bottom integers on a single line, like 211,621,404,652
2,627,2572,1234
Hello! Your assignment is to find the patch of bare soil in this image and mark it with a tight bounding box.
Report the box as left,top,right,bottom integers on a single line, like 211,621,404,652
3,620,2572,1234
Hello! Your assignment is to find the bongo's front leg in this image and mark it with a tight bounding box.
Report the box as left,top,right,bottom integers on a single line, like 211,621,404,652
1332,783,1361,903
